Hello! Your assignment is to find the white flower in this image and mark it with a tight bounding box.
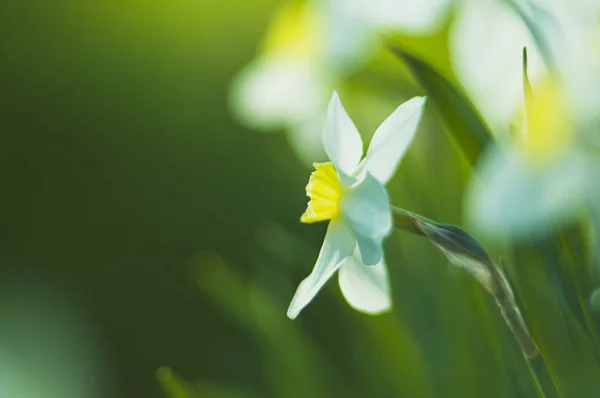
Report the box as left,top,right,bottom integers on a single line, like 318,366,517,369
465,76,594,237
229,1,331,164
450,0,546,135
229,0,446,164
340,0,452,34
450,0,600,136
287,92,426,319
450,0,600,237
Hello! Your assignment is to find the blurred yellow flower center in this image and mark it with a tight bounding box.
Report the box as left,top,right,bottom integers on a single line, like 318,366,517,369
260,1,322,60
520,76,573,166
300,162,342,223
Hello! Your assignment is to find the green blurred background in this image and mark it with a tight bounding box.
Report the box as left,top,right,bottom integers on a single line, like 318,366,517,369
1,2,599,398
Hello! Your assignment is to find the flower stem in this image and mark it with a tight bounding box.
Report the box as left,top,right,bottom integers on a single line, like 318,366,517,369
391,206,562,397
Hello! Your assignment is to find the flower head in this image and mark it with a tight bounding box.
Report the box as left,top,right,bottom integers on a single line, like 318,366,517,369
461,0,600,238
228,1,330,164
229,0,445,164
287,91,426,319
465,73,584,236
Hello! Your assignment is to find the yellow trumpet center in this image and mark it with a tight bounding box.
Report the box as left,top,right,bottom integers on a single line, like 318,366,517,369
300,162,343,223
520,76,573,166
260,1,322,60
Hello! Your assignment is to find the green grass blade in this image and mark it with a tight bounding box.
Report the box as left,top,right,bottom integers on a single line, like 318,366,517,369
388,47,493,166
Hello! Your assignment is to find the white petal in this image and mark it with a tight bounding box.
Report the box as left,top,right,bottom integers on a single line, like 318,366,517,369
466,146,591,239
450,0,545,135
321,0,378,73
323,92,363,176
229,57,326,131
341,173,391,266
361,96,426,184
287,220,355,319
347,0,452,34
535,1,600,118
338,254,391,315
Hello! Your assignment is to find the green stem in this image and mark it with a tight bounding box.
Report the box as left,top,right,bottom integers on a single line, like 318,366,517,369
391,206,562,398
527,355,562,398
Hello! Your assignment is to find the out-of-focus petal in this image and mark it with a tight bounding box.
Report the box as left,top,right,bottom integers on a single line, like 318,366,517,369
321,0,377,72
287,219,355,319
323,92,363,178
537,1,600,118
229,58,326,131
465,146,590,239
341,0,452,34
360,96,426,184
341,172,391,265
338,253,391,315
450,0,545,135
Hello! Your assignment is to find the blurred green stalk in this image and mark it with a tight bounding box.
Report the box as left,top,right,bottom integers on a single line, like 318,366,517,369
392,206,562,398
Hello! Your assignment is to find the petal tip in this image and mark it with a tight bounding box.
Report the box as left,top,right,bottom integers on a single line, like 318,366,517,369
351,299,392,316
328,90,340,104
338,259,392,315
286,307,299,320
411,95,427,108
286,295,303,319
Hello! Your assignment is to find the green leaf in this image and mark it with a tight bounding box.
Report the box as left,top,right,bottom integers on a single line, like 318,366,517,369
522,46,535,118
156,367,262,398
387,47,493,166
156,367,194,398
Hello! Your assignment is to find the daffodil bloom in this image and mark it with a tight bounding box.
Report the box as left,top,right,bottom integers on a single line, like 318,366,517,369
229,0,449,164
287,92,426,319
229,1,330,164
340,0,452,34
451,0,600,134
457,0,600,238
466,75,592,237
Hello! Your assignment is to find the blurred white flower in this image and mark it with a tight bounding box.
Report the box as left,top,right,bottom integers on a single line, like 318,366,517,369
288,91,426,318
459,0,600,237
229,1,331,163
466,76,594,237
451,0,600,135
229,0,449,164
333,0,452,35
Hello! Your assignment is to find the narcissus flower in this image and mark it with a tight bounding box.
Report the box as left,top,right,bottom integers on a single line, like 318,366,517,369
287,92,426,319
229,0,365,164
450,0,600,135
466,75,592,237
229,0,448,164
462,1,600,238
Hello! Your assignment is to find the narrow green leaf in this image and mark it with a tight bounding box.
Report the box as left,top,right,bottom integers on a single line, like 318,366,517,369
559,227,600,359
156,367,194,398
156,367,262,398
387,47,493,166
522,46,534,118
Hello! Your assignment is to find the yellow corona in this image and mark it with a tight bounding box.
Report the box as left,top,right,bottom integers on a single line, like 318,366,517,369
300,162,343,223
521,76,572,166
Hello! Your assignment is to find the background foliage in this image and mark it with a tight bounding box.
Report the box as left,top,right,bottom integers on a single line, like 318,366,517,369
1,1,599,397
